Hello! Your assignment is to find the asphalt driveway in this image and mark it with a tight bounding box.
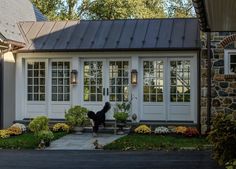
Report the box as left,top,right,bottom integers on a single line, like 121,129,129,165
0,150,223,169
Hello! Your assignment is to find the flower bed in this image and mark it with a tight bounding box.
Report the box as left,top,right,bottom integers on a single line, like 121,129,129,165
104,134,208,151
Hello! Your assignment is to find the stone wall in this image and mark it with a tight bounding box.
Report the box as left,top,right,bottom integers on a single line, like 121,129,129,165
200,33,236,133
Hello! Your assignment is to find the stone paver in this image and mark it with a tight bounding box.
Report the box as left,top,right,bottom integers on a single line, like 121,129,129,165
47,133,125,150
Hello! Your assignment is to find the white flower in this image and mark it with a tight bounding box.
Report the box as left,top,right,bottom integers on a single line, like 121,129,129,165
11,123,27,132
154,126,170,134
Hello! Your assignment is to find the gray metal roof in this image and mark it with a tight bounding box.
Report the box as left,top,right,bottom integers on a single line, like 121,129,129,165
18,18,200,52
0,0,46,43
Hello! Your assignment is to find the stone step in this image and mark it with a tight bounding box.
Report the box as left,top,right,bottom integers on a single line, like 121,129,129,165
83,126,131,134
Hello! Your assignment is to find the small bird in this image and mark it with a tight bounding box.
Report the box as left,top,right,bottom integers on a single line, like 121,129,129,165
93,139,103,149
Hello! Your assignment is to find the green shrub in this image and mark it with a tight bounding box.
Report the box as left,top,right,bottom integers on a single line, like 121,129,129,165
65,106,88,127
226,159,236,169
28,116,49,134
113,102,130,122
207,112,236,165
37,130,54,142
113,112,129,122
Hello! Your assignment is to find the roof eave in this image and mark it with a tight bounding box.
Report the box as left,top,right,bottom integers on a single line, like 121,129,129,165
16,47,201,53
192,0,210,32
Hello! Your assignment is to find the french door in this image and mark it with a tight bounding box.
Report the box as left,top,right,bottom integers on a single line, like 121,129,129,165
82,59,130,119
141,57,195,122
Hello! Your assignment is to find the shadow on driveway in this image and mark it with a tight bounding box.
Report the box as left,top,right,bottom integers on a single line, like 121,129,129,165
0,150,223,169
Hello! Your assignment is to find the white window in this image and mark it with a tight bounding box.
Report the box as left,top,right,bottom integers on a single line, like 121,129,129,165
27,61,45,101
224,50,236,74
51,61,70,101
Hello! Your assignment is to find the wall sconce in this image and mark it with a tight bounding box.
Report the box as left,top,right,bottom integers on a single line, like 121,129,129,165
71,70,78,84
131,69,138,85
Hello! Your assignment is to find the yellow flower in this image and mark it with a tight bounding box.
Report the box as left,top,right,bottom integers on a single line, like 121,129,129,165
52,123,70,132
0,130,11,138
134,125,151,134
174,126,188,134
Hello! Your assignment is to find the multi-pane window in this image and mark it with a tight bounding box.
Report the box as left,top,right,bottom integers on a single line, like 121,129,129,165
83,61,103,102
170,60,190,102
109,61,129,102
51,61,70,101
27,61,45,101
143,61,164,102
229,55,236,73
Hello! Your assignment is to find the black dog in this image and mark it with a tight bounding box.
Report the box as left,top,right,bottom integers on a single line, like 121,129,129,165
87,102,111,134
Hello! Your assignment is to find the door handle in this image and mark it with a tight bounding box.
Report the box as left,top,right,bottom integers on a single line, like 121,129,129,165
103,88,105,96
107,88,109,96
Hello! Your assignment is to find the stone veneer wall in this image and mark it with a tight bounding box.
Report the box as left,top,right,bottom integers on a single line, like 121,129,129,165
200,33,236,133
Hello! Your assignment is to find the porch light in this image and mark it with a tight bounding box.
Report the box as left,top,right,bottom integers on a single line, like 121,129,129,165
71,70,78,84
131,69,138,85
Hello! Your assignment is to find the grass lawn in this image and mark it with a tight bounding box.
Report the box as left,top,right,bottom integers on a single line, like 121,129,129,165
104,134,209,151
0,132,67,149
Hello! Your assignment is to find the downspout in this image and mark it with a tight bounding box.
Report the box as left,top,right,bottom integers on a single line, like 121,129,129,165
0,49,3,129
197,50,201,133
206,32,211,132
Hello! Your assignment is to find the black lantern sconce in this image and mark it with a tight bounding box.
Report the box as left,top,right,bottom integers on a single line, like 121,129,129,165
71,70,78,84
131,69,138,85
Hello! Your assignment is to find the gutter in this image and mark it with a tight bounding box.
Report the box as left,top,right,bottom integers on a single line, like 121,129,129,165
0,50,3,128
192,0,209,32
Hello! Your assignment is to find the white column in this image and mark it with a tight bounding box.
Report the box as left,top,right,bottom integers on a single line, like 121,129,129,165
131,56,140,122
15,55,24,120
71,57,80,106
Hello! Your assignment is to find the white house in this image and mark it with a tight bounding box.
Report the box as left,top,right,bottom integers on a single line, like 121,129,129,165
14,19,200,125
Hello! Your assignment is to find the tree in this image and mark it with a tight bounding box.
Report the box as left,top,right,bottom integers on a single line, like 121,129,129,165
31,0,63,20
60,0,80,20
31,0,80,20
165,0,195,18
78,0,166,20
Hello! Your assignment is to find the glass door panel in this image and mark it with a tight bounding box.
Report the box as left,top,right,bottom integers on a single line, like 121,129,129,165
109,61,129,102
83,61,103,102
143,60,164,102
170,60,191,102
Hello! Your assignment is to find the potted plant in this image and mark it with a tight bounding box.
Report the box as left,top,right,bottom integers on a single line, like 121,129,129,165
65,105,88,134
113,102,130,134
37,130,54,147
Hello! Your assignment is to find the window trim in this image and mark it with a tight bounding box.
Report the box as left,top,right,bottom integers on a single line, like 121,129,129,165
224,50,236,74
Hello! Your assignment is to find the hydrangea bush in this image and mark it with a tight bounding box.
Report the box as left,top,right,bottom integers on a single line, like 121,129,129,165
11,123,26,132
154,126,170,134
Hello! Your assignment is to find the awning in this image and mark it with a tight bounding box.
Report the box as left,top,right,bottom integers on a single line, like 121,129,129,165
193,0,236,32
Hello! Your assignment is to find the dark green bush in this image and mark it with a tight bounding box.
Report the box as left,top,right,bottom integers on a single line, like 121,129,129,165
207,112,236,165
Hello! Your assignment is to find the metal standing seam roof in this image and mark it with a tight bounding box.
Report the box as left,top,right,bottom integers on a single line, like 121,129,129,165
18,18,200,52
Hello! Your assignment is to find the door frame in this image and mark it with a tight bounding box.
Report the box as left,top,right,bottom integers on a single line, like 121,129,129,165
80,58,131,119
140,56,197,122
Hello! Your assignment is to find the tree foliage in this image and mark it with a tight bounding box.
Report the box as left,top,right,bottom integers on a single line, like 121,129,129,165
31,0,64,20
32,0,195,20
165,0,195,17
79,0,166,19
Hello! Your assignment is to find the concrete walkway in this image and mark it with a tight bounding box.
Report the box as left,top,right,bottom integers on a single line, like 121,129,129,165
47,133,125,150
